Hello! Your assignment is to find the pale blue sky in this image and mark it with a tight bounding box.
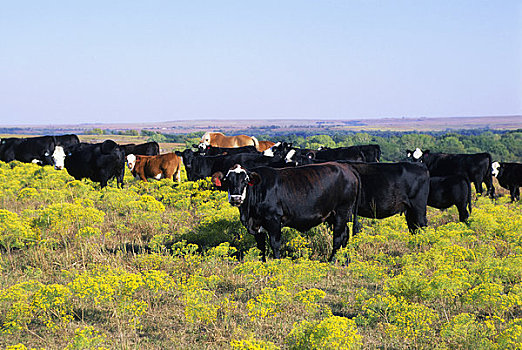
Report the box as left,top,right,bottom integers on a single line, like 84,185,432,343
1,1,521,125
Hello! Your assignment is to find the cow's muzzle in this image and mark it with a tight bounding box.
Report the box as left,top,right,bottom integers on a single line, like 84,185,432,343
229,195,244,206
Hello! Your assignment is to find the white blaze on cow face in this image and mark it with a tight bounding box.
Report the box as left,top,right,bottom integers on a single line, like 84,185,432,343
226,165,250,206
285,149,296,163
52,146,66,170
263,142,281,157
200,132,211,146
198,143,207,151
126,154,136,171
31,159,41,164
412,148,423,160
492,161,500,177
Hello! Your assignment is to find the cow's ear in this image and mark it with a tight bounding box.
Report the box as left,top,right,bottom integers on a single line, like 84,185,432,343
192,144,198,149
211,172,225,187
406,150,412,157
248,172,261,186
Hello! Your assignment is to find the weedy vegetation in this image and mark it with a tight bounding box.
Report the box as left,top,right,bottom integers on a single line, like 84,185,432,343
0,160,521,349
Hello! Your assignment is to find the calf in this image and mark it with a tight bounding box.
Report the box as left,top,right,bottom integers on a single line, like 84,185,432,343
492,162,522,202
127,153,182,182
212,163,361,261
428,175,472,222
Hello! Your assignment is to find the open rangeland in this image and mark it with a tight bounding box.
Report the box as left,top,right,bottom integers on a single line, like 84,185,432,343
0,160,521,349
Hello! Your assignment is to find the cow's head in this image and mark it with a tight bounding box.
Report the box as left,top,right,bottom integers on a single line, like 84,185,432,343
262,142,281,157
212,164,260,206
406,148,426,162
200,132,211,147
176,149,198,181
491,161,502,177
53,146,66,170
127,154,137,171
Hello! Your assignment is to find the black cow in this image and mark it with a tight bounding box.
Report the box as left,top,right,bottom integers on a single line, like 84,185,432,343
344,161,430,233
64,140,125,188
0,136,57,165
176,149,292,182
54,134,80,152
492,162,522,202
428,175,472,222
313,145,381,162
212,163,361,261
195,144,259,156
120,142,160,157
406,148,495,197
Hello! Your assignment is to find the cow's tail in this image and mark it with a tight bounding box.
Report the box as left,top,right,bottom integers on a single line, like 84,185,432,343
466,177,472,214
251,136,259,149
352,168,362,236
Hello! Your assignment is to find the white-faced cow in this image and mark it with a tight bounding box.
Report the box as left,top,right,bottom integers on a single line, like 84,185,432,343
406,148,495,197
199,132,259,151
492,161,522,202
127,153,182,182
62,140,125,188
212,163,361,261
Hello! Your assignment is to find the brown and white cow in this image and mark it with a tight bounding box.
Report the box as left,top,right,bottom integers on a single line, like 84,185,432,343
126,153,182,182
256,140,276,152
199,132,259,150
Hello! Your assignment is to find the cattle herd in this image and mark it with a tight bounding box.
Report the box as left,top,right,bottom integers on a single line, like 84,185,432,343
0,132,520,260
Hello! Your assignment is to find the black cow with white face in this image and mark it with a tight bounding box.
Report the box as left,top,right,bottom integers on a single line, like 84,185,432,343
492,161,522,202
120,142,160,157
344,161,430,233
62,140,125,188
406,148,495,197
428,175,472,222
212,163,361,261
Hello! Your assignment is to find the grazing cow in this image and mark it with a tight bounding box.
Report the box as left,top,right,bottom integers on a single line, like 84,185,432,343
54,134,80,152
256,140,276,152
176,149,291,182
195,145,259,156
127,153,182,182
0,136,57,165
120,142,160,157
345,161,430,233
428,175,472,222
406,148,495,197
212,163,361,261
63,140,125,188
199,132,259,150
492,162,522,202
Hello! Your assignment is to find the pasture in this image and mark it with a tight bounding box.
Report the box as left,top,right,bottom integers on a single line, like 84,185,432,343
0,160,521,349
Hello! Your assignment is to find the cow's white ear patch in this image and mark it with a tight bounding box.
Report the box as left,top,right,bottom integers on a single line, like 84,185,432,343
412,148,423,160
492,161,500,177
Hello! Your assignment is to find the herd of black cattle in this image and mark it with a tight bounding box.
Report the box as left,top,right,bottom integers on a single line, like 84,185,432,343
0,134,520,261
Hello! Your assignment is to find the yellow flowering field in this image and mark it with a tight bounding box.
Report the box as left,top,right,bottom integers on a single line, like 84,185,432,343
0,160,521,349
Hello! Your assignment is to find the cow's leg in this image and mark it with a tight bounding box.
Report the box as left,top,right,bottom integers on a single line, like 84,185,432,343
456,202,470,222
473,179,483,195
254,229,267,262
511,186,520,202
405,207,427,234
329,211,349,262
265,220,282,260
484,174,495,198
